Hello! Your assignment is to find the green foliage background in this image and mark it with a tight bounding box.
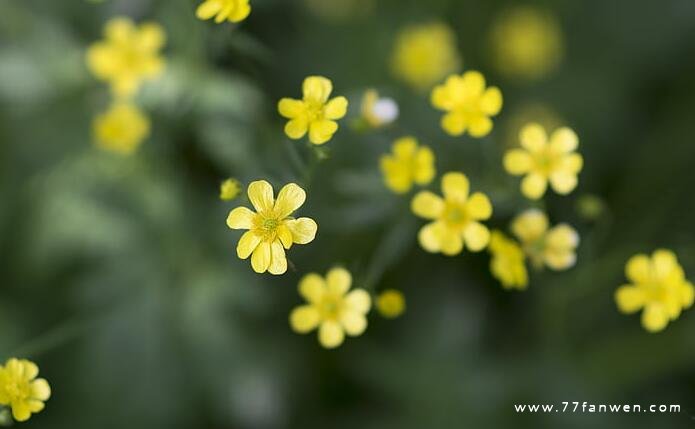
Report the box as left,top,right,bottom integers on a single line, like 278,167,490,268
1,0,695,427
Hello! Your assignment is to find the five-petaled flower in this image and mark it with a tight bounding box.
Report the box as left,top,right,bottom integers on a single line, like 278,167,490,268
503,123,583,199
93,102,150,155
278,76,348,145
0,358,51,422
411,172,493,255
196,0,251,24
511,209,578,270
226,180,317,275
86,17,166,99
489,230,528,290
615,249,694,333
290,268,371,348
431,71,503,138
380,136,436,194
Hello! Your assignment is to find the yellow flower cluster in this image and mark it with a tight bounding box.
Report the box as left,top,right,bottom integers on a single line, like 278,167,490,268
380,136,435,194
196,0,251,24
488,231,528,290
511,209,579,271
615,250,694,332
431,71,503,138
0,359,51,422
391,22,461,91
290,268,371,348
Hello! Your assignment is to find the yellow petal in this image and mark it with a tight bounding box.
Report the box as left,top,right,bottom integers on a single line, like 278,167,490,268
299,273,325,303
274,183,306,219
340,311,368,336
440,231,464,256
247,180,274,213
326,267,351,295
430,85,452,110
615,285,646,313
289,305,320,333
381,158,413,194
681,282,695,308
520,173,548,200
318,321,345,348
196,0,222,20
519,123,547,152
641,304,668,332
503,149,532,175
251,241,271,273
651,249,678,281
277,224,293,249
418,222,444,253
625,254,650,284
466,192,492,220
138,23,166,50
461,70,485,96
511,209,548,243
278,98,305,118
393,136,418,158
550,127,579,153
20,360,39,380
549,171,578,195
441,112,466,136
480,87,503,115
411,191,444,219
545,224,579,251
413,147,436,185
267,240,287,275
30,379,51,401
324,96,348,120
226,206,255,229
544,249,577,270
285,217,317,244
560,153,584,174
237,231,261,259
468,115,493,138
441,172,469,202
303,76,333,104
463,222,490,251
228,0,251,22
104,17,134,42
344,289,371,313
11,401,31,422
284,118,308,139
308,120,338,145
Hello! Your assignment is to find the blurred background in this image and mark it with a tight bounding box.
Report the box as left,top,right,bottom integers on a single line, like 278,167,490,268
2,0,695,427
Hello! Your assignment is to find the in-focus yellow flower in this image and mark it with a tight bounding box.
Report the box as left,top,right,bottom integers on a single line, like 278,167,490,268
93,102,150,155
615,250,694,333
290,268,371,348
226,180,317,275
0,359,51,422
503,123,583,199
380,136,435,194
431,71,503,138
391,22,461,91
489,6,563,81
489,230,528,290
511,209,578,270
278,76,348,145
86,17,166,98
411,172,492,255
220,178,242,201
376,289,405,319
361,89,399,128
196,0,251,24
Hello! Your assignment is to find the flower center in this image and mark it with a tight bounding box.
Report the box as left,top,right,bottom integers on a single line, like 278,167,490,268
318,295,343,320
533,149,561,175
443,203,469,228
3,380,29,401
305,102,325,122
253,215,281,241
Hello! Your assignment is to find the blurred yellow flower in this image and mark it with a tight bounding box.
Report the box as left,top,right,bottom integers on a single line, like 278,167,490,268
380,136,435,194
391,22,461,91
226,180,317,275
290,268,371,348
489,6,563,81
376,289,405,318
196,0,251,24
411,172,492,255
511,209,578,270
86,17,166,98
431,71,503,138
502,101,563,149
361,89,399,128
278,76,348,145
615,249,694,333
93,102,150,155
489,231,528,290
504,123,583,199
219,178,242,201
0,358,51,422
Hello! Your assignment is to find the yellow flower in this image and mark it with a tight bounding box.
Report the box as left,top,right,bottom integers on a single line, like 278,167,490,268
289,268,371,348
196,0,251,24
93,102,150,155
411,172,492,255
431,71,503,138
615,250,694,333
278,76,348,145
391,22,461,91
489,6,563,81
0,359,51,422
220,178,242,201
380,136,435,194
511,209,578,270
488,230,528,290
376,289,405,319
361,89,399,128
226,180,317,275
503,123,583,200
86,17,166,98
